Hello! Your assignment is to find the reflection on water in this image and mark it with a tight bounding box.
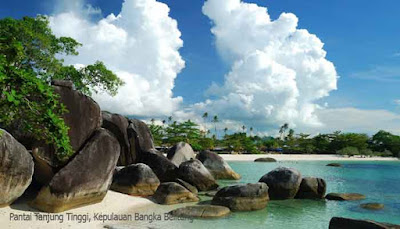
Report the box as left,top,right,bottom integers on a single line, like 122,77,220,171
110,160,400,229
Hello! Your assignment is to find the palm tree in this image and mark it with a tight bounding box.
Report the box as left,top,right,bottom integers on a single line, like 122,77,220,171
212,115,219,138
250,127,253,137
242,125,246,133
224,127,228,136
168,116,173,124
279,123,289,140
150,118,155,125
162,120,166,126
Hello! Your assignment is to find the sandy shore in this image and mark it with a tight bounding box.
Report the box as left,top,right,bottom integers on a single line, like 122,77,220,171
0,191,156,229
220,154,399,161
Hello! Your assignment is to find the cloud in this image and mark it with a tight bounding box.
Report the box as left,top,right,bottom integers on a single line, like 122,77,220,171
49,0,185,116
192,0,338,133
350,66,400,82
394,99,400,105
393,52,400,57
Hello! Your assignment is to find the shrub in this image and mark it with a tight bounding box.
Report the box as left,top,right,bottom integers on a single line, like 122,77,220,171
337,147,359,156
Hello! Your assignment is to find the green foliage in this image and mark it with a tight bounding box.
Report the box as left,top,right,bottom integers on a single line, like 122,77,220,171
337,147,359,156
370,130,400,157
0,16,123,161
223,133,259,154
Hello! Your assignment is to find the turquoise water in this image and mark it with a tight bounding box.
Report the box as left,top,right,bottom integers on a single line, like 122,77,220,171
121,160,400,229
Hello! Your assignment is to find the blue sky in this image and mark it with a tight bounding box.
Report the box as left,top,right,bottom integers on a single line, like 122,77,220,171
2,0,400,134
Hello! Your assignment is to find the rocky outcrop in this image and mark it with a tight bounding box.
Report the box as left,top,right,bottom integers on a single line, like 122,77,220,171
360,203,385,210
152,182,199,205
127,119,155,164
325,193,366,201
329,217,400,229
212,183,269,211
167,142,196,166
254,157,277,162
0,129,34,207
295,177,327,199
101,111,131,166
139,151,178,182
30,129,120,213
175,178,198,194
178,159,219,191
326,163,342,167
169,205,230,218
196,150,240,180
259,167,302,200
111,163,160,196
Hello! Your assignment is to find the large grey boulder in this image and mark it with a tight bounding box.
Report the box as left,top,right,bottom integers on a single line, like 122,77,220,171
30,129,120,213
196,150,240,180
259,167,302,200
111,163,160,196
139,151,178,182
169,205,230,218
295,177,327,199
329,217,400,229
212,183,269,211
325,193,366,201
152,182,199,205
101,111,131,166
0,129,34,207
127,119,155,164
167,142,196,166
178,159,219,191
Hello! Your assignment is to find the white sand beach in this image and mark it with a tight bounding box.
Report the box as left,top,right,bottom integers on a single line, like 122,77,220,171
220,154,399,161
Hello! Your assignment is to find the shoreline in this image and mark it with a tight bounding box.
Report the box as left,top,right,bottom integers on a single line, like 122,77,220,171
220,154,399,161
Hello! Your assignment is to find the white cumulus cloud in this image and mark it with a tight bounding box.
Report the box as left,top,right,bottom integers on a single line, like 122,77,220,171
49,0,185,116
190,0,338,133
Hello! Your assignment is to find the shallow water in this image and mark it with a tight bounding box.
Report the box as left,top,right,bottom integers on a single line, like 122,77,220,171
117,160,400,229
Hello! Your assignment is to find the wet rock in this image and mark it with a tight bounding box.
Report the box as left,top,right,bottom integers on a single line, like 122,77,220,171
212,183,269,211
175,178,198,194
325,193,366,201
326,163,342,167
139,151,178,182
111,163,160,196
127,119,155,164
0,129,34,207
360,203,384,210
153,182,199,205
30,129,120,212
329,217,400,229
295,177,327,199
167,142,196,166
254,157,277,162
259,167,302,200
196,150,240,180
169,205,230,218
178,159,219,191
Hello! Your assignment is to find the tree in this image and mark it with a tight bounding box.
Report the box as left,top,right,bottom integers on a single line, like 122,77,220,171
212,115,219,138
250,127,254,137
242,125,246,133
0,16,123,161
279,123,289,140
370,130,400,157
224,127,228,136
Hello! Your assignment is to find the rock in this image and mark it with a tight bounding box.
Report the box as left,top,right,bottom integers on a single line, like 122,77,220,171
139,151,178,182
212,183,269,211
0,129,34,207
196,150,240,180
127,119,155,164
295,177,327,199
325,193,366,201
329,217,400,229
30,129,120,213
53,82,102,153
152,182,199,205
259,167,302,200
360,203,385,210
167,142,196,166
51,79,73,89
102,111,131,166
175,178,198,194
178,159,219,191
169,205,230,218
111,163,160,196
254,157,277,162
327,163,342,167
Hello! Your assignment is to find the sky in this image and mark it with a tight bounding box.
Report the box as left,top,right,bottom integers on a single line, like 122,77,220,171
1,0,400,136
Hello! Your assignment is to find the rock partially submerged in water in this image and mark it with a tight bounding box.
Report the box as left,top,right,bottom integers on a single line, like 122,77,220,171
152,182,199,205
325,193,366,201
360,203,385,210
175,178,198,194
295,177,327,199
196,150,241,180
111,163,160,196
212,183,269,211
0,129,34,207
254,157,277,162
259,167,302,200
326,163,342,167
167,142,196,166
30,129,120,213
169,205,230,218
178,159,219,191
329,217,400,229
